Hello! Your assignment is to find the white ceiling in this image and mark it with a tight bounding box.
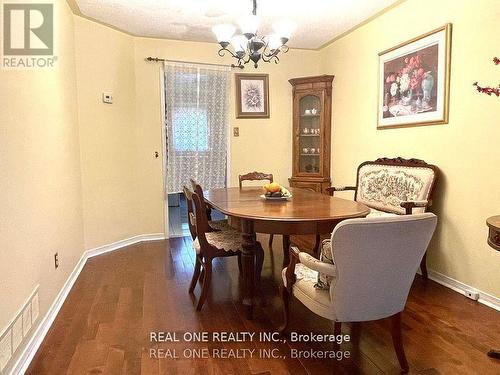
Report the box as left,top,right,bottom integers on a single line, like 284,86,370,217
75,0,400,49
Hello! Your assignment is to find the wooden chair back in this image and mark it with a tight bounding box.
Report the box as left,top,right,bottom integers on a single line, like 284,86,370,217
189,178,198,191
182,186,197,240
191,191,211,250
238,171,274,188
190,179,217,221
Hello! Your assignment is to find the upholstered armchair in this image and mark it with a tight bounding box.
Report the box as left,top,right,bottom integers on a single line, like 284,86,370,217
325,157,438,278
280,213,437,373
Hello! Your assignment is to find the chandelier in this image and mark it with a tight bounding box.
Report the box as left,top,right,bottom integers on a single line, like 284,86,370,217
212,0,295,69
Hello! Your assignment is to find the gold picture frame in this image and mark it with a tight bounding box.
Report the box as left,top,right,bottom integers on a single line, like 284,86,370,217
377,24,452,129
235,73,270,119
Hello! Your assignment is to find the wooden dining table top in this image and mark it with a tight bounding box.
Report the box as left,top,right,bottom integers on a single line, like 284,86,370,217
204,187,370,222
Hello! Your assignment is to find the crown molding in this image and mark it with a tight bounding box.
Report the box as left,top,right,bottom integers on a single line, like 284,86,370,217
65,0,408,51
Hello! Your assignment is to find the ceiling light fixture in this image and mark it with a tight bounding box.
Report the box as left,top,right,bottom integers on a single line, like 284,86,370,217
212,0,295,69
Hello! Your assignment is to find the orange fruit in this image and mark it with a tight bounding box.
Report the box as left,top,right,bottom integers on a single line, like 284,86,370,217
268,182,281,193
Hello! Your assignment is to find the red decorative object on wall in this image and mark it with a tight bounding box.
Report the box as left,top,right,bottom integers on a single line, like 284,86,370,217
473,57,499,97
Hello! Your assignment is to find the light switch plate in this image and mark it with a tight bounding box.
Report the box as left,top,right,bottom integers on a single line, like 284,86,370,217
233,127,239,137
0,329,12,372
22,305,31,337
31,292,39,322
12,316,22,352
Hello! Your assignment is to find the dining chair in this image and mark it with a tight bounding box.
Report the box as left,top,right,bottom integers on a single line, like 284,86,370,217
190,190,264,310
185,183,231,234
325,157,439,279
280,213,437,373
238,171,274,188
238,171,275,248
189,178,231,231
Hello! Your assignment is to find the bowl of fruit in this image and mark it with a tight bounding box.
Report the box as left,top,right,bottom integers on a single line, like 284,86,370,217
260,182,292,201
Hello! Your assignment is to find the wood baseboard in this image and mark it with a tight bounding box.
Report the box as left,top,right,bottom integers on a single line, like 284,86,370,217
8,233,166,375
291,235,500,312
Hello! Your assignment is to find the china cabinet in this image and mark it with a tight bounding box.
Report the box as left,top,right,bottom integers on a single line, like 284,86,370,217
288,75,334,193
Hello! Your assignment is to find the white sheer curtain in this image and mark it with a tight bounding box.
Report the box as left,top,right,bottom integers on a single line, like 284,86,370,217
164,61,230,193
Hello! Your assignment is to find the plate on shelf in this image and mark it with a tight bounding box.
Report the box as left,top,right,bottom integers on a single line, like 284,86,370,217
260,194,292,201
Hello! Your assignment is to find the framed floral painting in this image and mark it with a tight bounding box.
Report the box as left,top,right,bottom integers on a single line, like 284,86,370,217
235,73,269,118
378,24,452,129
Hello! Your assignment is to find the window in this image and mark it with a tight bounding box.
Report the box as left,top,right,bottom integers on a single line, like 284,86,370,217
172,107,208,152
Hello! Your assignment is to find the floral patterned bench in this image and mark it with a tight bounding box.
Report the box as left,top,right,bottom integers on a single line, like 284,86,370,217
326,157,439,278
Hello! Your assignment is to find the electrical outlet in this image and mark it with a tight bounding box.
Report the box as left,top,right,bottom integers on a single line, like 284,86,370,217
54,252,59,269
22,305,31,337
0,329,12,372
464,289,479,301
12,315,22,352
233,127,239,137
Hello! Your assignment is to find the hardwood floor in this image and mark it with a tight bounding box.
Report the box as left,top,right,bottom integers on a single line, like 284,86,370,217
28,236,500,374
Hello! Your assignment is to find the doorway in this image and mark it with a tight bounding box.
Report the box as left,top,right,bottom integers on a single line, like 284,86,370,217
162,61,231,238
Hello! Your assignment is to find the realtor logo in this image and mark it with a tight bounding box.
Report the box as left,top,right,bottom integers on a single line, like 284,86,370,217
2,3,56,68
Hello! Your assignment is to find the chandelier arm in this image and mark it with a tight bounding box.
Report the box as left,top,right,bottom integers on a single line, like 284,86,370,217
262,53,279,64
261,51,271,63
262,47,281,62
260,41,274,63
243,52,251,65
218,47,240,60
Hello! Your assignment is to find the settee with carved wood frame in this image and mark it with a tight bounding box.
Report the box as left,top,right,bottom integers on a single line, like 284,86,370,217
325,157,439,279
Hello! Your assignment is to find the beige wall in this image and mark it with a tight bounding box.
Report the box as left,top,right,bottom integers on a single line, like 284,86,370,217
73,16,321,245
320,0,500,297
133,37,321,237
2,5,499,371
0,0,84,369
74,17,142,250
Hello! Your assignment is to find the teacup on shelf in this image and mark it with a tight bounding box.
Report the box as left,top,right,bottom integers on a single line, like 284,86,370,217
311,108,318,115
304,109,311,115
302,128,310,134
302,148,310,154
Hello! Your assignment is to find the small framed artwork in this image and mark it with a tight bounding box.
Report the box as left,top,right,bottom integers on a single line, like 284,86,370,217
377,23,452,129
235,73,270,118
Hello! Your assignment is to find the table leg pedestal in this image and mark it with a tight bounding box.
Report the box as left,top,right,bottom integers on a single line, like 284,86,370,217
488,349,500,360
241,220,256,319
282,235,290,268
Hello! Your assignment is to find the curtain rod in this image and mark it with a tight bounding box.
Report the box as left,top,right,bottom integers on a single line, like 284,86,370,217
145,57,243,69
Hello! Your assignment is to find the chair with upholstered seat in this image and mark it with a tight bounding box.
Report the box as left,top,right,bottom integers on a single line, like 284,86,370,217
184,184,241,274
188,189,264,311
325,157,438,279
238,171,275,247
280,213,437,373
182,186,230,239
189,179,231,232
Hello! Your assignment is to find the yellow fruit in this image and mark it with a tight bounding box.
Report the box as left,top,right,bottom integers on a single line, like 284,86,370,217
268,182,281,193
263,183,270,192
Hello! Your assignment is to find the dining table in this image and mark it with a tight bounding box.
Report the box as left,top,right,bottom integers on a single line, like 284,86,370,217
204,186,370,319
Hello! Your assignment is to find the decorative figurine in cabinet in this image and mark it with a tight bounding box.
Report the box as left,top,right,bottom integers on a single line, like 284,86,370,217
288,75,334,193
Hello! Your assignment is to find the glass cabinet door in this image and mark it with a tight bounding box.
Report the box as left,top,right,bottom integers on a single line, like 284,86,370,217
298,95,321,175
